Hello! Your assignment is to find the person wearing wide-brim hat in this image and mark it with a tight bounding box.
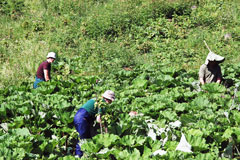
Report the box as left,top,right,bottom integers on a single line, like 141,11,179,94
33,52,56,89
199,51,225,85
73,90,115,158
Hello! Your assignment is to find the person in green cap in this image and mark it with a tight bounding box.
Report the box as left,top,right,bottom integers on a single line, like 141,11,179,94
73,90,115,158
199,51,225,85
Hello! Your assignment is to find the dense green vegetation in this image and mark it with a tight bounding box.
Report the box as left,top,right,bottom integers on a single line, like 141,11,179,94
0,0,239,88
1,0,240,159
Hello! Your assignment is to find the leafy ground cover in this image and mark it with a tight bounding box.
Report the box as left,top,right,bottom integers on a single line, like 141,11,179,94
1,63,240,159
1,0,240,159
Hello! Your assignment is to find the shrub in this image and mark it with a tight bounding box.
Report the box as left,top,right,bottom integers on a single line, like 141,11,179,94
0,0,25,17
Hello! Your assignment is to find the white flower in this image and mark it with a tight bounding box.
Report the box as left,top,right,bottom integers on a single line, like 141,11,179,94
156,128,165,135
172,134,177,141
223,112,229,119
145,119,154,123
162,136,168,146
98,148,109,154
152,149,167,156
148,129,156,141
79,139,87,146
169,120,181,128
176,133,192,153
39,112,46,118
0,123,8,132
52,135,58,140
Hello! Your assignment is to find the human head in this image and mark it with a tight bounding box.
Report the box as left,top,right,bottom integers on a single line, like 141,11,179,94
46,52,56,63
208,60,218,66
102,90,115,104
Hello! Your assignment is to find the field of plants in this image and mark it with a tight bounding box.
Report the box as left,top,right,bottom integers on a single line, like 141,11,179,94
1,0,240,159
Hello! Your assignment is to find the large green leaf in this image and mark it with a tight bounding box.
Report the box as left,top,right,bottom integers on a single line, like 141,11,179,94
132,79,148,89
14,128,31,136
186,135,208,152
190,96,210,110
93,133,120,148
201,83,226,93
120,135,135,146
81,141,103,153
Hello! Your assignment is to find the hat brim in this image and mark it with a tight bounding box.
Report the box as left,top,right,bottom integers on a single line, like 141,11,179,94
102,94,115,101
205,52,225,65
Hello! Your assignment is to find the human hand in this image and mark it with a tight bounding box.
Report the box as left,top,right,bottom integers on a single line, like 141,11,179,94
96,115,101,123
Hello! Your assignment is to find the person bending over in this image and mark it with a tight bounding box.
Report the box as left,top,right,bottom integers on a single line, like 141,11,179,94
73,90,115,158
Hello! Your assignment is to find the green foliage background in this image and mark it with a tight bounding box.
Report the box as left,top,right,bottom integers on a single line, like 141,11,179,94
0,0,239,88
0,0,240,159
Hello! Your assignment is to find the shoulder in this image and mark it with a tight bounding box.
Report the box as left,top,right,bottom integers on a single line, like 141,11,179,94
40,61,47,65
86,99,96,106
89,99,96,103
200,64,207,69
40,61,47,64
81,99,96,109
42,61,50,67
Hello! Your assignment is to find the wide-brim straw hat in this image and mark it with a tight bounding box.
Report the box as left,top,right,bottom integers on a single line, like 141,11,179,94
102,90,115,101
205,51,225,65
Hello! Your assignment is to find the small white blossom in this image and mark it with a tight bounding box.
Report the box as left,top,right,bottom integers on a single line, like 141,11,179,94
223,112,229,119
39,112,46,118
153,149,167,156
169,120,181,128
79,139,87,146
148,129,156,141
0,123,8,132
98,148,109,154
52,135,58,140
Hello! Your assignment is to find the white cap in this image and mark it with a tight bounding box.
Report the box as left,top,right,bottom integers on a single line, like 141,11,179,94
102,90,115,101
47,52,56,59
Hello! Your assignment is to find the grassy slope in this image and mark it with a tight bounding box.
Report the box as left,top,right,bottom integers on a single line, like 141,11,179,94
0,0,239,88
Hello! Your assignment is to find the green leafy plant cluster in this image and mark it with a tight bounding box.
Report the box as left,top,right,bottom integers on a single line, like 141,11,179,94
1,62,240,159
1,0,240,159
0,0,239,88
0,0,25,16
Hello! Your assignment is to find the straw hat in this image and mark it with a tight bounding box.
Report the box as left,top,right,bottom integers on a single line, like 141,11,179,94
205,51,225,65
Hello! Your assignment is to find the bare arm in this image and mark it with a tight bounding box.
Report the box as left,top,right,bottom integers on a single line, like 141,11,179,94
199,77,205,85
43,69,50,81
96,115,108,133
199,65,206,85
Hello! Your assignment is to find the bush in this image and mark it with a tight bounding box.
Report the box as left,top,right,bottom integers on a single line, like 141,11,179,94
82,0,196,40
0,0,25,17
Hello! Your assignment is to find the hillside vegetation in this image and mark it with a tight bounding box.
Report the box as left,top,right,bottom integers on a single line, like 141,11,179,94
0,0,239,88
1,0,240,159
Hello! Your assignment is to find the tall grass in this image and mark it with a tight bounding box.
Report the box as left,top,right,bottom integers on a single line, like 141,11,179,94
0,0,239,88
